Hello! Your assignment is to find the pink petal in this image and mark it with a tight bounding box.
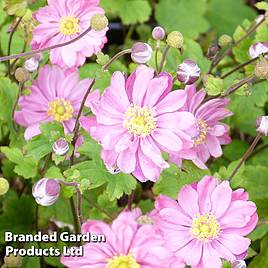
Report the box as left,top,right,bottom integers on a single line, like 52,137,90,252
178,185,199,218
206,134,223,158
211,181,232,218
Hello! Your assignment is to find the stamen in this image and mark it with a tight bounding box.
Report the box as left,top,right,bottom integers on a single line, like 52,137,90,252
106,254,140,268
48,99,73,122
59,16,80,35
193,119,209,145
191,213,221,241
123,104,157,137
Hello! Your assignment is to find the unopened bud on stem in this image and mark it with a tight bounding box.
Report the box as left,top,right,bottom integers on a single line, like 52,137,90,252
256,116,268,136
131,42,152,64
90,14,108,31
15,68,30,83
254,58,268,79
177,59,201,85
32,178,61,206
249,42,268,59
166,31,184,49
231,260,246,268
0,178,9,195
152,26,165,41
52,138,69,156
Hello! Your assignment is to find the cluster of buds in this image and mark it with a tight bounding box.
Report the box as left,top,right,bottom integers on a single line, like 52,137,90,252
14,67,30,83
177,59,201,85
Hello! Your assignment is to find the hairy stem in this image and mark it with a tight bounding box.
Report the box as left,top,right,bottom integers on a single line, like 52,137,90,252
157,45,170,73
12,82,23,131
69,197,81,235
229,133,262,180
127,190,135,211
221,51,268,79
102,49,131,70
0,27,92,63
208,16,266,73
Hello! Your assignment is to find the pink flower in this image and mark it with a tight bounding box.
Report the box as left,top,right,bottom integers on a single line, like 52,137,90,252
80,65,195,182
154,176,258,268
31,0,108,68
170,84,233,169
15,65,92,140
61,210,184,268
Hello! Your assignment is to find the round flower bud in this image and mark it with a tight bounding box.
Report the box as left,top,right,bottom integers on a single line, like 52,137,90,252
231,260,246,268
52,138,69,156
177,59,201,85
249,42,268,59
14,68,30,83
166,31,184,49
254,58,268,79
32,178,61,206
4,254,23,267
218,34,232,48
206,44,220,60
90,14,108,31
152,26,165,40
256,116,268,136
24,57,39,72
131,42,153,64
0,178,9,195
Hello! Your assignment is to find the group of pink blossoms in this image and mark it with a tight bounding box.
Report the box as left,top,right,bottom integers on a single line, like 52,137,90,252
13,0,258,267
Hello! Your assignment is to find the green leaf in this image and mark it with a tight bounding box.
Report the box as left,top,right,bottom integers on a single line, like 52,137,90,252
155,0,209,39
248,224,268,241
1,146,38,178
101,0,152,25
255,1,268,11
3,0,27,16
0,191,35,244
204,74,224,96
206,0,256,35
223,139,249,161
153,161,210,199
249,234,268,267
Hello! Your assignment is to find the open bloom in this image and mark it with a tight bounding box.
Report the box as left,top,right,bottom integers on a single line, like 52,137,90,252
155,176,258,268
31,0,108,68
15,65,92,140
80,65,195,182
170,84,232,169
61,210,184,268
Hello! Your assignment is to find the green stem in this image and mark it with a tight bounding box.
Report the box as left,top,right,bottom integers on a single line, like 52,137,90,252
6,17,23,78
157,45,170,73
102,49,131,70
229,133,262,180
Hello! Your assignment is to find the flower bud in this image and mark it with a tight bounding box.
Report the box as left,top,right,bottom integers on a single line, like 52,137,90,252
0,178,9,195
14,67,30,83
256,116,268,136
166,31,184,49
218,34,232,48
231,260,246,268
90,14,108,31
152,26,165,40
52,138,69,156
254,58,268,79
106,165,121,175
32,178,60,206
249,42,268,59
177,59,201,85
206,44,220,60
24,57,39,72
131,42,153,64
4,254,23,267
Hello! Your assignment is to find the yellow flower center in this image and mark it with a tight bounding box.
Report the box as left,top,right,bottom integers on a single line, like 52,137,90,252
59,16,80,35
193,119,209,145
123,104,157,137
191,214,221,241
106,254,140,268
48,99,74,122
